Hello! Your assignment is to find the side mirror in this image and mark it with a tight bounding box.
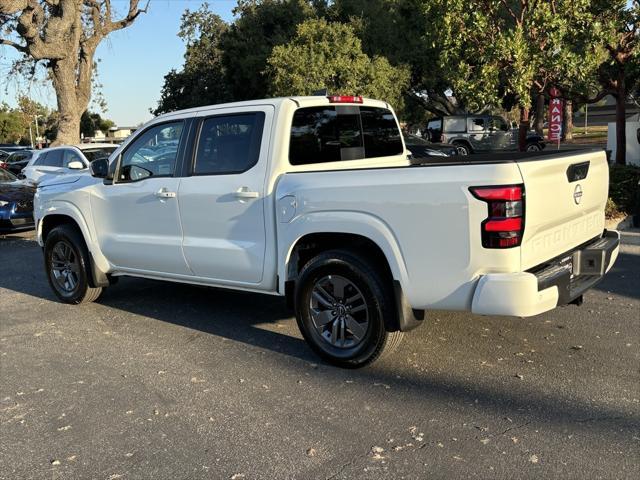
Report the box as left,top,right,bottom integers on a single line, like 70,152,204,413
68,160,85,170
90,158,109,178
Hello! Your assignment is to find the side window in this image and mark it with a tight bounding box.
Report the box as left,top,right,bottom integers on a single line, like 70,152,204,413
118,122,184,182
43,150,64,167
360,107,403,158
289,106,364,165
63,149,84,168
33,153,46,166
489,117,509,132
443,117,466,133
194,112,265,175
468,118,486,132
8,152,26,163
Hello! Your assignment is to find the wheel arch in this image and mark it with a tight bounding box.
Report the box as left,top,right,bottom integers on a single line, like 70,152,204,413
279,212,422,332
39,207,110,288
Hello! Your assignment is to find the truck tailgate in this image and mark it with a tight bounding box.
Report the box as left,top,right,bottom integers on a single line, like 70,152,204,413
518,150,609,270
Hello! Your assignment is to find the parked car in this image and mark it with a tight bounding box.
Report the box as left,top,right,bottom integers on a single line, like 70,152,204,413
403,134,459,158
22,143,117,184
35,95,618,368
424,115,545,155
4,149,36,176
0,167,35,233
0,150,10,170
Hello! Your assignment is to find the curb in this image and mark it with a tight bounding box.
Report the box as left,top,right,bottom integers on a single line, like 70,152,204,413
605,215,634,231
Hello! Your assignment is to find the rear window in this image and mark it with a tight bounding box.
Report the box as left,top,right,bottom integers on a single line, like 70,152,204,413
289,106,402,165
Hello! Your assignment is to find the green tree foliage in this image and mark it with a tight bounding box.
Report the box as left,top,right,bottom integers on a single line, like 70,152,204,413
0,104,28,144
80,112,115,138
221,0,317,101
266,19,410,108
154,4,231,115
330,0,460,117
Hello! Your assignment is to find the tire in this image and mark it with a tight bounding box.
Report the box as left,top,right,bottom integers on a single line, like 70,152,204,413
294,249,403,368
44,224,103,304
526,142,541,152
452,141,471,155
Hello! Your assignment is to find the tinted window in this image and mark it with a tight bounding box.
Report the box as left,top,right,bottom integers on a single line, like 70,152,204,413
33,152,47,166
194,113,265,175
63,149,84,168
8,151,31,163
43,150,63,167
289,106,400,165
468,118,486,132
119,122,183,182
0,168,16,182
82,147,117,162
360,107,403,158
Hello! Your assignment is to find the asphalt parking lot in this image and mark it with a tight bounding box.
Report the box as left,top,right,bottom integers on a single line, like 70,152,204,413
1,230,638,480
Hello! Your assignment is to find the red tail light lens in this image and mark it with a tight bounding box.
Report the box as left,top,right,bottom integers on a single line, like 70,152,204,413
328,95,363,104
470,184,525,249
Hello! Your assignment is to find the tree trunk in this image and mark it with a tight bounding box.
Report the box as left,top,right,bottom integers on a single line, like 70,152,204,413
518,106,530,151
534,93,545,136
563,100,573,140
50,57,88,146
615,69,627,165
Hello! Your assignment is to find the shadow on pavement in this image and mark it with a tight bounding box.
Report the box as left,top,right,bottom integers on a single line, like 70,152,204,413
1,236,638,439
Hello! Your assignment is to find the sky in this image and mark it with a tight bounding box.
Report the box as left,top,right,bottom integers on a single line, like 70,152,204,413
0,0,237,127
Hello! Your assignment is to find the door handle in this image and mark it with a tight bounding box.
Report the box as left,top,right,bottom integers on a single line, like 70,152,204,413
155,188,176,199
234,187,259,199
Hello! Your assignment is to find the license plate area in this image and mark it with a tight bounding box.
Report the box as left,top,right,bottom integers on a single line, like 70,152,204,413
572,249,605,276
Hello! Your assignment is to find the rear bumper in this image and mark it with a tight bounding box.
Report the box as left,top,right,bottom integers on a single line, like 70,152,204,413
471,230,620,317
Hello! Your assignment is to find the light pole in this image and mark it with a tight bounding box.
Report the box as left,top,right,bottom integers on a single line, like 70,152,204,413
34,115,40,146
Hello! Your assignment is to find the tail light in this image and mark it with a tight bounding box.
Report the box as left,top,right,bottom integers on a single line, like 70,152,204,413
328,95,363,104
470,184,525,248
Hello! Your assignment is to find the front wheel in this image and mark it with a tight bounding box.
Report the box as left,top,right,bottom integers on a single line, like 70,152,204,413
294,250,403,368
44,225,103,304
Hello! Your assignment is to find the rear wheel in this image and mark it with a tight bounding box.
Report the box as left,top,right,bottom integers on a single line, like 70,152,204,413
526,142,542,152
294,250,403,368
44,225,103,304
452,141,471,155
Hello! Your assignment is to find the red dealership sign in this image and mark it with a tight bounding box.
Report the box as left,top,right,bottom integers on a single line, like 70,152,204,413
548,87,563,142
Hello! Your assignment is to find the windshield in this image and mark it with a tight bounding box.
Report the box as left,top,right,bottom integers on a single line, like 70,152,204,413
82,147,117,162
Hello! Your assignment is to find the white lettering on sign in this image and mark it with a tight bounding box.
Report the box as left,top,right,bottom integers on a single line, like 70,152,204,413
547,88,563,142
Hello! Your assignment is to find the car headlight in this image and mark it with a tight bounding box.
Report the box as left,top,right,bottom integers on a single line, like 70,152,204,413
0,200,9,207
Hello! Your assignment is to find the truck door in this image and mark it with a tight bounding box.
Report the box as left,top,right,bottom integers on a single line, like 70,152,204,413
487,116,515,150
177,106,273,285
90,121,191,275
466,117,489,151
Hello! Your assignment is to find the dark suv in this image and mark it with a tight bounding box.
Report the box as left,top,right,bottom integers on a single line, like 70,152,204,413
424,115,545,155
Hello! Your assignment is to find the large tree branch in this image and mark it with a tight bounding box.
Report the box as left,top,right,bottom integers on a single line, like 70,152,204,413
104,0,149,33
0,37,28,52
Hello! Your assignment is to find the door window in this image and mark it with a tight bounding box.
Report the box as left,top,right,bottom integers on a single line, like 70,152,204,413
42,150,64,167
63,149,84,168
489,117,509,132
193,113,265,175
118,122,184,182
467,118,486,132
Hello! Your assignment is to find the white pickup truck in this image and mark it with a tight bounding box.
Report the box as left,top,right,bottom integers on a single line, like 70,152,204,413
34,95,619,368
